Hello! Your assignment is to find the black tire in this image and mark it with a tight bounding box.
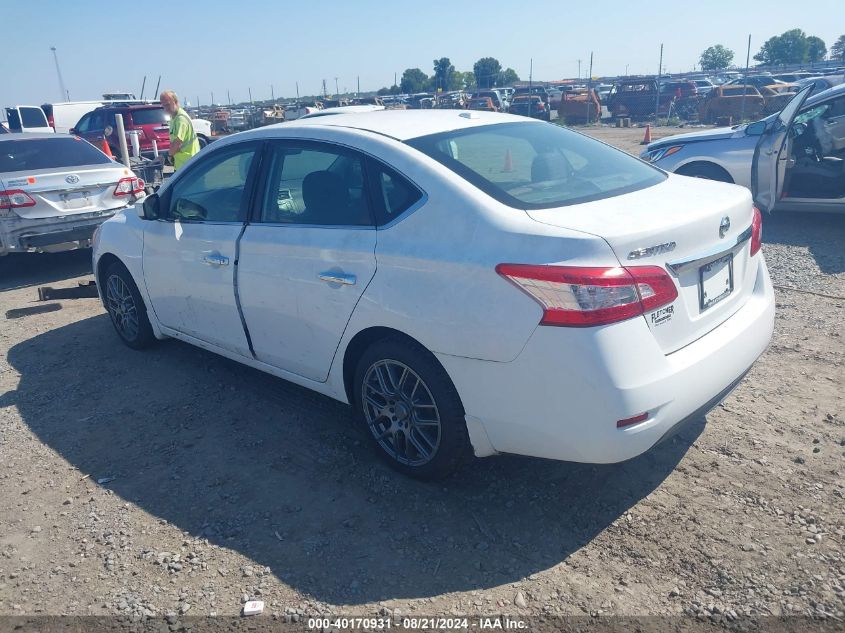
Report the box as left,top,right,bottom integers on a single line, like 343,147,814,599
353,337,470,480
676,162,734,183
103,262,156,350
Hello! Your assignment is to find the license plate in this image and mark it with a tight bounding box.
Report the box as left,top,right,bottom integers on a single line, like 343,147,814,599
699,254,733,310
61,191,91,210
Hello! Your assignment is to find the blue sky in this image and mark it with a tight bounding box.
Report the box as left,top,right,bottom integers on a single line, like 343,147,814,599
4,0,842,106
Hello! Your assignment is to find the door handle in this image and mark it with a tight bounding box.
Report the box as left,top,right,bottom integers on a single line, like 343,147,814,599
319,272,356,285
203,253,229,266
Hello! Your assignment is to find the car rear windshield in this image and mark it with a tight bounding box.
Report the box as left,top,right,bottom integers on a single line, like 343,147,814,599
130,108,168,126
407,122,665,209
0,137,112,172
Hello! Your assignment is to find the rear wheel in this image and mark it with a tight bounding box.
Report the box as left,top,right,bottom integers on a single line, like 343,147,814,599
353,337,469,480
103,262,155,350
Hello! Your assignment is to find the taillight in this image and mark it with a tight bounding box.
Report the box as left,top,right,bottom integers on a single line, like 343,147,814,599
750,205,762,256
496,264,678,327
0,189,37,209
113,177,144,197
47,114,55,130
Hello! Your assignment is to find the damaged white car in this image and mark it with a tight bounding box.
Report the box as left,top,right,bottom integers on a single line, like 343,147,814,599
0,134,144,256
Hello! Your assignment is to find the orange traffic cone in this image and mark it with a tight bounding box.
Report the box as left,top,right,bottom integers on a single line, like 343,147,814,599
502,148,513,173
640,124,652,145
101,139,114,159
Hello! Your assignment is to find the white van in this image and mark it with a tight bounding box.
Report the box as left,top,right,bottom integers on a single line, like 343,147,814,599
41,101,111,134
4,106,54,133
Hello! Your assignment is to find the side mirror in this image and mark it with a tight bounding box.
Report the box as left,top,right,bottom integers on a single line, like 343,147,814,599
140,193,160,220
746,120,767,136
69,128,76,134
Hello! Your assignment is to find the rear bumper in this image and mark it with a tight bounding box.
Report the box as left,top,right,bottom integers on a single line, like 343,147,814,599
438,258,775,463
0,211,119,255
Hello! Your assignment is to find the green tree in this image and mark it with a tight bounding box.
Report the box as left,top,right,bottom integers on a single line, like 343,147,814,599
500,68,520,85
432,57,456,92
473,57,502,89
754,29,810,65
699,45,734,71
806,36,827,62
400,68,430,94
832,34,845,60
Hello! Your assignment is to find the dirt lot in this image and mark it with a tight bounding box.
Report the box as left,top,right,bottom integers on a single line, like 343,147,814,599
0,127,843,623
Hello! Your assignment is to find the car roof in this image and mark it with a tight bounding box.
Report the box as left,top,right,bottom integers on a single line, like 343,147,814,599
0,133,73,141
254,109,533,141
805,82,845,105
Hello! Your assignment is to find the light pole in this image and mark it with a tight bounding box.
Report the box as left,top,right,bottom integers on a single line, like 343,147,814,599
50,47,68,102
334,77,339,97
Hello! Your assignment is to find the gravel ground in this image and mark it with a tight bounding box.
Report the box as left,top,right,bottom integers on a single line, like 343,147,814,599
0,128,843,624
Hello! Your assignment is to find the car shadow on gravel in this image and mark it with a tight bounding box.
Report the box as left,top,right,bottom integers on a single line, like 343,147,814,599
763,211,845,275
0,250,93,292
4,313,705,605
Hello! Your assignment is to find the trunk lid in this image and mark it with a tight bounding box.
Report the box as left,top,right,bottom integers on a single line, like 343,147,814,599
4,165,131,219
526,174,758,354
125,108,170,151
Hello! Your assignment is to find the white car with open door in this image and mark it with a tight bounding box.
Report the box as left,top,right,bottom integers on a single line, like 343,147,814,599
752,86,845,214
92,110,775,480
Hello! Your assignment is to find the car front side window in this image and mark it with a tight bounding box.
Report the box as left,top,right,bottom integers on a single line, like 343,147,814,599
167,143,258,223
258,142,373,227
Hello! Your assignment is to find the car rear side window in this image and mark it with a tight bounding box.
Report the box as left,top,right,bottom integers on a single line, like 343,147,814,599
367,160,423,224
407,122,665,210
0,137,112,172
130,108,168,126
258,141,373,226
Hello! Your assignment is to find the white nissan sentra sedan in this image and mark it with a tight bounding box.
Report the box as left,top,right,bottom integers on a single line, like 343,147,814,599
92,110,775,479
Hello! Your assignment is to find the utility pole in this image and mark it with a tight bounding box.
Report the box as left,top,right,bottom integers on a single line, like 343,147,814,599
529,58,533,90
394,72,397,89
577,58,582,80
625,64,629,76
211,92,214,105
296,82,300,100
322,79,327,99
50,47,68,102
357,76,360,96
248,87,253,105
586,51,594,123
740,34,752,122
227,90,231,105
271,84,275,102
655,43,663,125
334,77,339,97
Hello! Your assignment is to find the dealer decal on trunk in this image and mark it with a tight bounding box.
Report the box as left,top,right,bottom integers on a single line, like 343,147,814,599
650,304,674,326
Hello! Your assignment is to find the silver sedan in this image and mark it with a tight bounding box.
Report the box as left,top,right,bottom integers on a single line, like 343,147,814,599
0,134,144,255
641,84,845,213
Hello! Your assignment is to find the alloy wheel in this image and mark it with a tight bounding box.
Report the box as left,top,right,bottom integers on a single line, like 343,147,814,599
361,360,442,467
105,273,139,341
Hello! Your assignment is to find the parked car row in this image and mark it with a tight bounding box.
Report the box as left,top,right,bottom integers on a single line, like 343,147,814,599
4,101,212,157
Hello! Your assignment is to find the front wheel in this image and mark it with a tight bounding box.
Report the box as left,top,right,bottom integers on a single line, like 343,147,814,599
353,338,470,480
103,262,156,349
